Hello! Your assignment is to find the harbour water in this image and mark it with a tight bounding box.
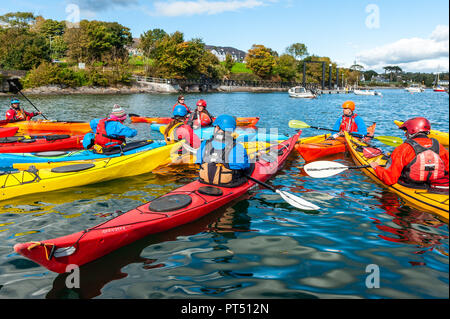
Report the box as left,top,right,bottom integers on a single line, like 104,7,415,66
0,89,448,299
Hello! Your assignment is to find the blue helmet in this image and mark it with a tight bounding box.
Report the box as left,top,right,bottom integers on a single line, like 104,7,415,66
213,114,237,132
10,99,20,104
173,105,188,117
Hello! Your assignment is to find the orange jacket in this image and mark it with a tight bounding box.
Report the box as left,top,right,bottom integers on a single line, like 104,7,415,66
374,137,449,186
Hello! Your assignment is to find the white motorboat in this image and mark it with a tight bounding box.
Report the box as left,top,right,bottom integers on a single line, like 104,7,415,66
288,86,316,98
405,84,424,93
354,89,382,96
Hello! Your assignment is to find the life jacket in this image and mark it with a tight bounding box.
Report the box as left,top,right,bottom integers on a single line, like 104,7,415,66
198,138,247,188
172,103,190,113
6,108,27,121
399,138,447,186
94,118,126,148
164,121,184,144
339,114,359,133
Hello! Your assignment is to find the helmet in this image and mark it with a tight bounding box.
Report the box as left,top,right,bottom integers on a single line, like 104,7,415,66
342,101,355,112
196,99,207,107
173,105,188,117
213,114,236,132
399,117,431,136
10,99,20,105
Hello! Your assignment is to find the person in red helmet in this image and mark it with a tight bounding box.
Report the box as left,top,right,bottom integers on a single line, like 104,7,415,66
370,117,449,188
187,99,214,129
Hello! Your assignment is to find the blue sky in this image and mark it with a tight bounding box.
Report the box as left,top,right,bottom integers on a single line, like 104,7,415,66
1,0,449,73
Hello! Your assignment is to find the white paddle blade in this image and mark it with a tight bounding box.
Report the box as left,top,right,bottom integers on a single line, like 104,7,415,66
303,161,349,178
276,190,320,211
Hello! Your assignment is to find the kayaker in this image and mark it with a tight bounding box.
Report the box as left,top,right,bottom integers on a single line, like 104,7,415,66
84,104,137,151
196,114,252,187
369,117,449,189
172,95,191,114
163,105,200,148
331,101,368,138
187,99,214,129
5,99,41,121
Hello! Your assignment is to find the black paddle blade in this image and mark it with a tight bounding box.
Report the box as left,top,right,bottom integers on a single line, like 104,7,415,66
6,78,23,93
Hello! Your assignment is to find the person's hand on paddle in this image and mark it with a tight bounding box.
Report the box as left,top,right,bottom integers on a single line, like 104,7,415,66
369,158,381,169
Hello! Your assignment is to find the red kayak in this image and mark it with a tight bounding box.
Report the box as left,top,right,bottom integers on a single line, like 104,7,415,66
0,127,19,138
14,131,301,273
0,135,83,153
131,115,260,127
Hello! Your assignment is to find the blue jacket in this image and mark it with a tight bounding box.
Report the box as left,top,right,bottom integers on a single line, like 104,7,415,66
195,139,251,171
90,118,137,139
332,115,367,136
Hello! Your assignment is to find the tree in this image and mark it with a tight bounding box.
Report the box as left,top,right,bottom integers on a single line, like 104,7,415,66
139,28,167,59
224,53,235,74
0,12,35,29
245,44,276,79
286,43,308,60
363,70,378,82
274,54,297,82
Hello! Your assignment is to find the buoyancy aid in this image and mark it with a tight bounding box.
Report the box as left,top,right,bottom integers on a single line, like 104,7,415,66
6,108,27,121
94,118,126,148
400,138,447,185
339,114,359,133
192,111,212,128
198,138,247,188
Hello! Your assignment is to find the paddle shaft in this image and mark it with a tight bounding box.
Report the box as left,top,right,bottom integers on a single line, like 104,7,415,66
246,175,277,192
306,125,370,139
306,164,386,172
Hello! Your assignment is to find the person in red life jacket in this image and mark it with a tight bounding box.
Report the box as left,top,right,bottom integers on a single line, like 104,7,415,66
164,105,200,148
187,99,214,129
85,104,137,150
369,117,449,189
172,95,191,114
331,101,369,138
5,99,41,121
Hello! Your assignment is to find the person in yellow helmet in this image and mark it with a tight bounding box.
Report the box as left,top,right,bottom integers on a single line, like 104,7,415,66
331,101,368,138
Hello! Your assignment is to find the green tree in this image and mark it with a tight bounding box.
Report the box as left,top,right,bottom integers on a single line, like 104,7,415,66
286,43,308,60
274,54,297,81
245,44,276,79
139,28,167,58
0,12,35,29
224,53,236,74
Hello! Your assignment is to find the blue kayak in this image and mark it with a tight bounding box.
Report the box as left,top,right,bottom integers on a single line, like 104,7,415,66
150,124,288,142
0,140,166,169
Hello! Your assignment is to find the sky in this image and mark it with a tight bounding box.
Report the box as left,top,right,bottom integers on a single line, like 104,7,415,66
1,0,449,73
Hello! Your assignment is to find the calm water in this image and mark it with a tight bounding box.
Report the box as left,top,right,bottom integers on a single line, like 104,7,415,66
0,89,448,299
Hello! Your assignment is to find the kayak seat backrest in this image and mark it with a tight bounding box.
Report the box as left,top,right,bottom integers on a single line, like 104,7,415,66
148,194,192,212
50,163,95,173
198,186,223,196
34,151,69,157
45,135,70,141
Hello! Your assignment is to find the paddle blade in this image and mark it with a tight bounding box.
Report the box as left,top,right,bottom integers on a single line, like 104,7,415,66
303,161,349,178
276,190,320,211
288,120,310,129
374,136,403,147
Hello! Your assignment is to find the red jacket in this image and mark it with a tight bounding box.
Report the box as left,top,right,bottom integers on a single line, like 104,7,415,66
374,137,449,186
5,108,36,121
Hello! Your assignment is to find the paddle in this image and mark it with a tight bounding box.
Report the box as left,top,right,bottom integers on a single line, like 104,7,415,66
288,120,403,147
6,79,48,120
246,175,320,211
303,160,385,178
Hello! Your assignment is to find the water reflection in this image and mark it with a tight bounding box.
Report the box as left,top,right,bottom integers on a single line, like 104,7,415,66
372,191,448,259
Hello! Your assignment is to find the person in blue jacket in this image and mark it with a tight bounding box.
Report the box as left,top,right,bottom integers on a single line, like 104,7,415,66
83,104,137,150
196,114,252,187
331,100,368,138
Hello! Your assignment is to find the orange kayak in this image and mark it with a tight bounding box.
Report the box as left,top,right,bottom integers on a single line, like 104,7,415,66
1,120,91,135
130,116,260,127
295,123,376,162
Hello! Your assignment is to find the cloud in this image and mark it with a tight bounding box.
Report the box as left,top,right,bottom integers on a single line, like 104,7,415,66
151,0,268,17
356,25,449,72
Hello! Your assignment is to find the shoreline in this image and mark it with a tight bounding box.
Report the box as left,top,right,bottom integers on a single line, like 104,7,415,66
0,83,412,96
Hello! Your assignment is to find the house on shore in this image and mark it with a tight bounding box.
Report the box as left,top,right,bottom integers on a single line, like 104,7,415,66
205,45,246,63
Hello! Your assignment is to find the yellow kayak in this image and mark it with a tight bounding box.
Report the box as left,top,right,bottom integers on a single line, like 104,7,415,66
344,132,449,222
1,142,181,201
394,120,449,147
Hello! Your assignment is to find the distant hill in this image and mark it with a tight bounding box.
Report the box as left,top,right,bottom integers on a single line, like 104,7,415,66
205,45,247,63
